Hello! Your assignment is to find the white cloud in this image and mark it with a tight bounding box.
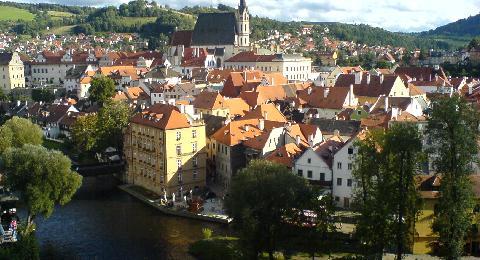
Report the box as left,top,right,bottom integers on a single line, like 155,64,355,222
12,0,480,32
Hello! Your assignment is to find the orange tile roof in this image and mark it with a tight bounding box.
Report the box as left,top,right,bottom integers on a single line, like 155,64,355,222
193,91,225,110
112,91,128,101
242,103,287,122
265,143,303,168
130,104,192,130
223,98,250,117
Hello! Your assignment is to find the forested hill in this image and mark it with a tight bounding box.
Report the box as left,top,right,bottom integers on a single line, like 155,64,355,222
423,13,480,37
0,0,474,50
309,22,451,50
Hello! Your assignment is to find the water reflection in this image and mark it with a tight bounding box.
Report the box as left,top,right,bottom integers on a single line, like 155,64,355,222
35,175,230,259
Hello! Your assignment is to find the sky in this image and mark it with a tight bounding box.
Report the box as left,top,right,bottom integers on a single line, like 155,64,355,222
14,0,480,32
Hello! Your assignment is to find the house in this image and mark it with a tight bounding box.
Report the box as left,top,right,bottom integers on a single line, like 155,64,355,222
294,137,344,190
0,52,25,93
39,104,79,139
298,85,357,119
224,52,312,82
335,73,410,98
123,104,207,195
332,134,360,208
413,175,480,256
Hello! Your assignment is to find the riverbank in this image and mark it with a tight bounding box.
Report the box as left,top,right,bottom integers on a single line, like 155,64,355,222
119,184,232,224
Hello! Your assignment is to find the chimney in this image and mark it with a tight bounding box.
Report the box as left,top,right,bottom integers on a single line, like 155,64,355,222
16,100,20,107
308,134,314,147
259,119,265,131
324,87,330,98
469,85,473,95
245,125,250,131
384,96,389,112
295,135,301,146
380,74,384,84
307,87,312,95
354,72,363,84
366,74,371,85
264,111,268,120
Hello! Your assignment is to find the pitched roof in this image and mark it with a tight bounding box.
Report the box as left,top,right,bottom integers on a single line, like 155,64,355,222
169,30,193,47
223,98,250,117
297,87,350,109
0,52,13,65
265,143,303,168
191,12,238,46
225,51,276,62
335,74,402,97
309,119,361,137
242,103,287,122
193,91,225,110
130,104,192,130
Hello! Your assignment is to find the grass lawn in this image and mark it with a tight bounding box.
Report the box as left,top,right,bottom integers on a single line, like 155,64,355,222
47,25,75,35
0,6,35,21
43,139,66,151
47,10,75,20
117,16,157,26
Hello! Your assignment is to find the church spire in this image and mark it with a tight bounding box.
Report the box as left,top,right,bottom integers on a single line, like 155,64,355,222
239,0,247,13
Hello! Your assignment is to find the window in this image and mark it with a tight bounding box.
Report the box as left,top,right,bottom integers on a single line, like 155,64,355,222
177,159,182,170
192,142,197,153
344,198,350,208
193,170,198,180
337,162,342,169
348,163,353,170
176,145,181,156
178,172,183,182
193,157,198,167
347,179,353,187
335,196,340,202
192,130,197,138
307,170,312,178
297,169,303,177
320,172,325,181
176,131,181,141
337,178,342,186
348,147,354,154
307,158,311,164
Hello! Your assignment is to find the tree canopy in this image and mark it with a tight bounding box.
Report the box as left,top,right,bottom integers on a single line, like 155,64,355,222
427,95,479,258
2,144,82,233
0,117,43,154
224,160,314,259
88,76,115,105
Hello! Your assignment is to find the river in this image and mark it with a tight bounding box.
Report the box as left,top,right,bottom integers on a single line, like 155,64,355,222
33,175,231,259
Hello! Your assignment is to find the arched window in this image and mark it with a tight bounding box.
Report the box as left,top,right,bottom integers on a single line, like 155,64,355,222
216,58,222,68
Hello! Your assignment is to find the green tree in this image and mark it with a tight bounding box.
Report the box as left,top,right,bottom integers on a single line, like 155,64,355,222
31,88,55,103
96,100,132,152
427,95,479,258
88,76,115,105
383,123,423,259
224,160,312,259
2,145,82,235
353,125,422,259
0,117,43,154
71,114,98,153
0,89,6,101
353,130,392,258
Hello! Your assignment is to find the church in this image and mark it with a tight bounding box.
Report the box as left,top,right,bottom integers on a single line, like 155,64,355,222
167,0,252,67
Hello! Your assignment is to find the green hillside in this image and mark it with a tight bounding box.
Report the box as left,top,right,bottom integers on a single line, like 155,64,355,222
0,5,35,21
424,13,480,37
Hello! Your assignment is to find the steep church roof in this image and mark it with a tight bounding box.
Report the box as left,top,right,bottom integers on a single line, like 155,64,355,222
191,12,239,46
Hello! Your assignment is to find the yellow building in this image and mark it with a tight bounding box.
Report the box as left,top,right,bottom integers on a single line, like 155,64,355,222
414,175,480,256
124,104,206,195
0,52,25,93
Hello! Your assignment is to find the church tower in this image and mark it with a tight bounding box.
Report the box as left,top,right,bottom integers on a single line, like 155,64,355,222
237,0,250,47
